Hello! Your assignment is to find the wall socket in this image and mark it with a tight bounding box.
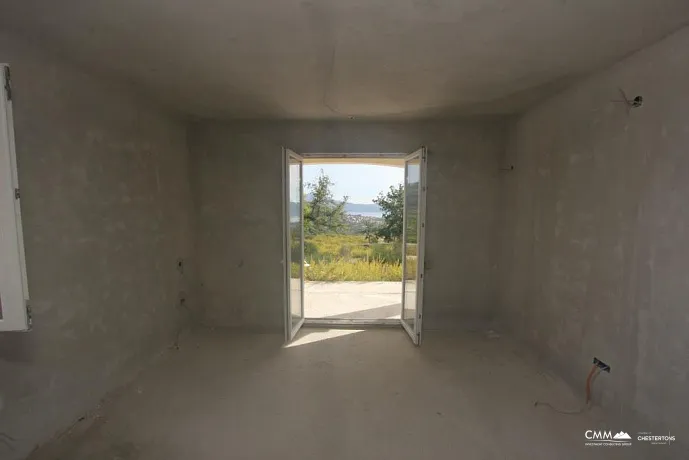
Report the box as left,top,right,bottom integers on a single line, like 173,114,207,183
593,357,611,373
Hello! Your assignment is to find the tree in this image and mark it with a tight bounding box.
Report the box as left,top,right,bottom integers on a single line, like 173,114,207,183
304,170,348,235
362,219,381,243
373,184,404,242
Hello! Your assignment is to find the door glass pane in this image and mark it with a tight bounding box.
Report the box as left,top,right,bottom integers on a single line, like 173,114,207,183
289,158,304,330
402,157,420,331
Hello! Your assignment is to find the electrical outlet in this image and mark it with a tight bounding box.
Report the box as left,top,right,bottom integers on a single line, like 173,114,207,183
593,357,611,373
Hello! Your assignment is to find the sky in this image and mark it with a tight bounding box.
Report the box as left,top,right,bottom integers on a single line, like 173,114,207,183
303,164,404,204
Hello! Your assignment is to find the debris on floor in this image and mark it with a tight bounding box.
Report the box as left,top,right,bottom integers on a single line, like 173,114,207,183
486,330,501,339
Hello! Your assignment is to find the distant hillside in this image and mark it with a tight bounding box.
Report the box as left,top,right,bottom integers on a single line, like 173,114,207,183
344,213,382,234
344,202,382,214
305,193,381,215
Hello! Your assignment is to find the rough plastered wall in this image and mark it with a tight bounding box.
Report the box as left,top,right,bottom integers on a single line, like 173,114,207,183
0,32,195,459
499,26,689,442
189,120,505,332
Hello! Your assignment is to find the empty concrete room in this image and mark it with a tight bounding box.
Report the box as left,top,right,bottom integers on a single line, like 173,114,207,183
1,1,688,459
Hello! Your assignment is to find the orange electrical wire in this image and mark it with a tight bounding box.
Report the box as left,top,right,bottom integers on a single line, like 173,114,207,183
535,364,601,415
585,363,598,404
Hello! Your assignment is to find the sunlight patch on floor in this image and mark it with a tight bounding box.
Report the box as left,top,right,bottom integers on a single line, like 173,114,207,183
285,328,365,348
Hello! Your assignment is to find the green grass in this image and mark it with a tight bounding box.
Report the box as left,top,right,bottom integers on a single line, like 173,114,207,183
290,234,417,282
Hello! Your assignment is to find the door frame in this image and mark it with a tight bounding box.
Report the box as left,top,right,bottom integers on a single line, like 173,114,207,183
0,64,30,332
281,151,427,340
298,153,407,328
282,148,306,341
400,147,427,345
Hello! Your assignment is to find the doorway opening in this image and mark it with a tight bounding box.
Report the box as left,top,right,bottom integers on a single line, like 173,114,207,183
302,160,404,322
283,151,427,345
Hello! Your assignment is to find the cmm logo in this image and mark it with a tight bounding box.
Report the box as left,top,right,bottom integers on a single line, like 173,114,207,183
585,431,632,447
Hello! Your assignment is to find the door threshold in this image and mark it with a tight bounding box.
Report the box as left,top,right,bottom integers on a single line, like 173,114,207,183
304,318,401,328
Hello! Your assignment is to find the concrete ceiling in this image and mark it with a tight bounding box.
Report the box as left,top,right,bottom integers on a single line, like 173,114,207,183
1,0,688,119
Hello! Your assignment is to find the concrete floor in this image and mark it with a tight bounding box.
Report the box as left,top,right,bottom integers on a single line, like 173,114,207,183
305,281,402,319
26,328,655,460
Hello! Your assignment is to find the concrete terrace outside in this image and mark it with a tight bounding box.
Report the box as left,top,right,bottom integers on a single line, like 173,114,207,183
305,281,402,320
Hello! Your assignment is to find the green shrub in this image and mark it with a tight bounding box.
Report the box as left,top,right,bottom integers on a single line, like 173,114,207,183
304,240,319,259
290,262,300,279
291,240,320,261
339,244,352,258
290,241,300,262
350,245,370,260
370,243,402,264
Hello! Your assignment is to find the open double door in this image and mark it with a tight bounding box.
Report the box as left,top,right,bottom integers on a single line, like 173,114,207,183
283,148,427,345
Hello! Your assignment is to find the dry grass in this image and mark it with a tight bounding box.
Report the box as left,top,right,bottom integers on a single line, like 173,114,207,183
290,234,417,281
305,258,402,281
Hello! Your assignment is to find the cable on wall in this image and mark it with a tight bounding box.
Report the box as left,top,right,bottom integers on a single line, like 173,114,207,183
534,358,611,415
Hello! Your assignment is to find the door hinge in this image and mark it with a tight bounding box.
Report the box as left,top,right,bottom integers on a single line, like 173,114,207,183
25,301,32,327
4,66,11,101
14,188,20,199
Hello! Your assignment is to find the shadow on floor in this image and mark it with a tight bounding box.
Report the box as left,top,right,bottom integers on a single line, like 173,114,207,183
322,302,402,320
